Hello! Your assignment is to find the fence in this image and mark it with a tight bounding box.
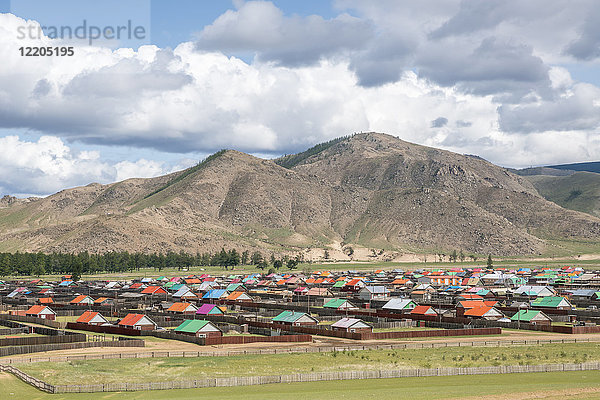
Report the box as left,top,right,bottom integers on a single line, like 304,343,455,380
7,362,600,393
0,332,86,347
3,337,591,365
0,364,54,393
0,338,145,357
0,314,64,329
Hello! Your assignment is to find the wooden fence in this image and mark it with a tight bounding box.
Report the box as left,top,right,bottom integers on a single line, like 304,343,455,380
0,364,54,393
0,338,145,357
0,332,86,347
3,337,591,365
5,362,598,393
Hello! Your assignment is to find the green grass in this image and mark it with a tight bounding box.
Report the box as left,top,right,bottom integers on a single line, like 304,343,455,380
2,370,600,399
15,343,600,386
527,172,600,218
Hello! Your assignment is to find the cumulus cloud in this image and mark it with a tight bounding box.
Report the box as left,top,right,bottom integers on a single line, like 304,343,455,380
498,83,600,133
195,1,374,66
0,136,167,196
564,6,600,60
1,5,600,197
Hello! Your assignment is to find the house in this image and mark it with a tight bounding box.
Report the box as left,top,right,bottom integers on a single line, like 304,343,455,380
118,313,157,330
141,286,168,295
25,305,56,320
409,305,437,316
272,311,318,326
323,298,358,310
76,311,109,326
202,289,228,300
39,297,54,304
358,286,390,301
510,310,552,325
167,302,198,315
531,296,573,310
382,298,417,313
513,285,556,298
196,304,225,316
226,291,253,301
174,320,222,338
331,318,373,333
306,287,334,297
70,295,94,305
94,297,114,306
463,306,504,321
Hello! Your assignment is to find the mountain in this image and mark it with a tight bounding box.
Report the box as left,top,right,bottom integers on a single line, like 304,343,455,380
1,132,600,258
543,161,600,174
515,166,600,219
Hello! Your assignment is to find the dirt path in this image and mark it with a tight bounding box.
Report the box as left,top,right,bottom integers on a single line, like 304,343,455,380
453,387,600,400
3,330,599,362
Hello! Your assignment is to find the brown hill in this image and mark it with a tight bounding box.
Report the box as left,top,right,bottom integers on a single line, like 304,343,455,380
1,132,599,258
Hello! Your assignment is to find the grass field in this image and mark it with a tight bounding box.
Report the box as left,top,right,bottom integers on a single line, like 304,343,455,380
2,370,600,399
14,343,600,385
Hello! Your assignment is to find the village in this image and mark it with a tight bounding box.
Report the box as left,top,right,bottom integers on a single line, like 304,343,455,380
2,263,600,394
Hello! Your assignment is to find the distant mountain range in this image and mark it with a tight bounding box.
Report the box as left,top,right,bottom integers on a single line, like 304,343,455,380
1,132,600,258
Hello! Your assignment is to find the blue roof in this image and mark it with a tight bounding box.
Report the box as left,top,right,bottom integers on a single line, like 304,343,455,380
202,289,227,299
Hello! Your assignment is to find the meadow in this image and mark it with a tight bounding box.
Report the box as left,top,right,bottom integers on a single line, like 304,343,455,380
14,342,600,385
2,370,600,399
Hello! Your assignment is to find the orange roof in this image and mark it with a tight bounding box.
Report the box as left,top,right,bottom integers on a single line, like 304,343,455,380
94,297,109,303
39,297,53,304
70,295,91,304
77,311,102,324
167,302,193,312
227,291,247,300
185,278,201,284
26,305,50,315
459,294,483,299
119,313,146,326
464,306,494,317
141,286,165,294
459,300,486,309
391,279,409,285
410,305,436,315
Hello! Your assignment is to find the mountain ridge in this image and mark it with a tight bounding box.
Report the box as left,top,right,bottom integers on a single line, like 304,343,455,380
1,132,600,258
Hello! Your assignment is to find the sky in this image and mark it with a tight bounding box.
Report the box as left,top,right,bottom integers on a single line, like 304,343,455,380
1,0,600,197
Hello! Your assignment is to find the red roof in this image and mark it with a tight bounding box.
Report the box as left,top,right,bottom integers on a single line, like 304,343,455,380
119,313,147,327
141,286,166,294
410,305,436,315
464,306,495,317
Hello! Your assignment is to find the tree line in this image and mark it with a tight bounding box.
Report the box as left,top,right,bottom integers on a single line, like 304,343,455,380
0,249,302,279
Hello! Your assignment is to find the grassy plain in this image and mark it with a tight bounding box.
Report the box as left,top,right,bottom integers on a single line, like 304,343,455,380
14,343,600,385
2,370,600,399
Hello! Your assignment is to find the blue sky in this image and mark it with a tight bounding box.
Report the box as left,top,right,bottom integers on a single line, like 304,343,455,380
1,1,600,196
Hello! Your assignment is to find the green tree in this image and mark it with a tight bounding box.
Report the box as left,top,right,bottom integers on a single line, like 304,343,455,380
487,254,493,268
450,250,458,262
459,250,465,262
241,250,249,265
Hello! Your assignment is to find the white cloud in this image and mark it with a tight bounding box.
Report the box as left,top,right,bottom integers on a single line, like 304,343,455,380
1,6,600,198
0,135,167,196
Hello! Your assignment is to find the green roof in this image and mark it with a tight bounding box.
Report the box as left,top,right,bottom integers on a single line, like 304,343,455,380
510,310,545,322
531,296,569,308
272,311,310,323
174,319,211,333
323,298,348,308
332,281,346,288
